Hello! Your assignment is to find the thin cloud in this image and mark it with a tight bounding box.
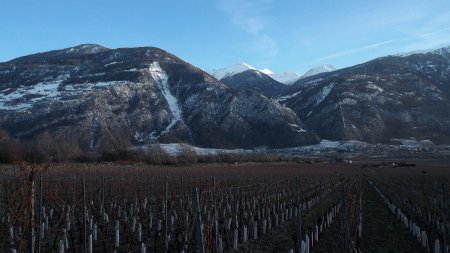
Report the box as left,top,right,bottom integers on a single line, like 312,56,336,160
403,28,450,52
401,11,450,51
252,34,279,58
315,40,396,62
218,0,272,34
218,0,279,58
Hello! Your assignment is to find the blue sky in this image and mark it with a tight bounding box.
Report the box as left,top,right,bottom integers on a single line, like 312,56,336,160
1,0,449,74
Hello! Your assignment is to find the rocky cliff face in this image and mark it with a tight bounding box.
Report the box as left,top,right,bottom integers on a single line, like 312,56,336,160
0,44,319,152
277,47,450,144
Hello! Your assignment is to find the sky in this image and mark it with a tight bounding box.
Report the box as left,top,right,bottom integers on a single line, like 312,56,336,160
1,0,450,74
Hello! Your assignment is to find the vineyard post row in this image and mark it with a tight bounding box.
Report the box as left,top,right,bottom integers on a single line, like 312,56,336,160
0,165,364,253
370,179,449,253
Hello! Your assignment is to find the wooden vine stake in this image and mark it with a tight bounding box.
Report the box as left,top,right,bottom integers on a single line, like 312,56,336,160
28,164,38,253
296,176,303,253
164,176,169,253
192,187,205,253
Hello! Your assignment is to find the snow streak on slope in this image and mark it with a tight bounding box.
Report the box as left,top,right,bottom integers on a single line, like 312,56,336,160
149,62,181,136
315,83,334,105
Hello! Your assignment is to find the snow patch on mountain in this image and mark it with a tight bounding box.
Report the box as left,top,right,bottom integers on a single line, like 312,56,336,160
63,81,133,94
366,82,383,92
0,74,151,111
276,91,302,102
301,64,336,79
288,123,307,132
0,74,69,110
148,61,182,137
315,83,335,105
105,61,120,67
63,44,107,55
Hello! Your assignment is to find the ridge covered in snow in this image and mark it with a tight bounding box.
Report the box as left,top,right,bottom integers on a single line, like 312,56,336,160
394,45,450,58
300,64,336,79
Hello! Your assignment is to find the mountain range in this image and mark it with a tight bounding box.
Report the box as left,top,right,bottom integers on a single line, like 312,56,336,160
0,44,449,154
208,62,336,85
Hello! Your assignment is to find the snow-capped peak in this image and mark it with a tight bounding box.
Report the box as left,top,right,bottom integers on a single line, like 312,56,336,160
208,63,256,80
269,71,301,85
300,64,336,79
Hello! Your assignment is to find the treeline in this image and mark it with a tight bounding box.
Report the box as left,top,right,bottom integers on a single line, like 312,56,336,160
0,129,82,163
0,130,289,164
103,145,289,165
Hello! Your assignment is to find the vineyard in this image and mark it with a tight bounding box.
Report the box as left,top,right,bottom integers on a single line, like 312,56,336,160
0,161,448,253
